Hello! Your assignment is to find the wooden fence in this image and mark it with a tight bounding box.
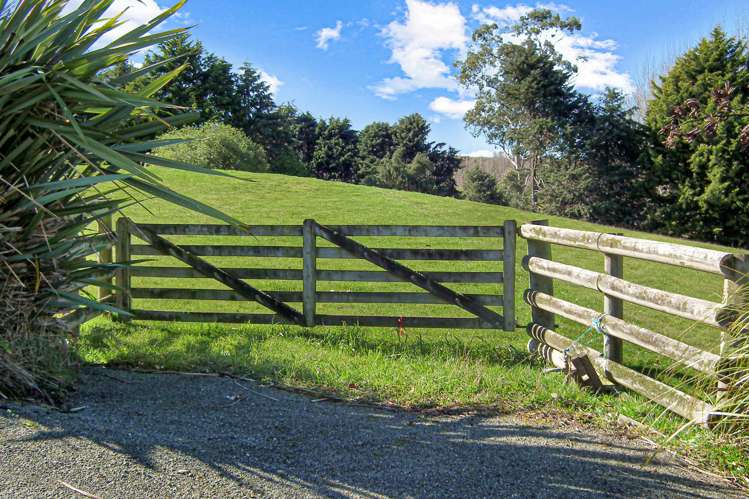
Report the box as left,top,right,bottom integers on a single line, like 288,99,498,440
521,220,748,424
113,218,517,331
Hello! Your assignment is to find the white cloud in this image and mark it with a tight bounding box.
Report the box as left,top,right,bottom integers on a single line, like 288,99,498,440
63,0,166,47
316,21,343,50
553,32,634,92
472,4,534,25
468,149,496,157
429,96,475,119
471,3,633,93
259,70,283,96
373,0,467,100
472,2,573,25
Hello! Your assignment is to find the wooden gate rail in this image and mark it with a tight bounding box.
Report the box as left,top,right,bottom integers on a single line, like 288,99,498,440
115,219,517,331
131,288,502,305
129,267,504,283
312,221,506,328
520,220,748,424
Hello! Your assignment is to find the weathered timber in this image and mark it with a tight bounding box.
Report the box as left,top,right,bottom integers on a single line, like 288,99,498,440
131,267,304,280
314,221,505,327
519,224,734,275
134,223,503,238
502,220,516,331
136,224,302,236
568,353,605,393
131,244,502,261
604,252,624,364
524,290,720,374
131,310,498,329
527,323,714,423
130,288,502,305
328,225,503,237
315,315,498,329
523,256,724,327
302,219,317,327
131,245,303,258
129,266,503,283
719,254,748,396
529,338,568,370
525,221,555,353
132,310,291,324
115,217,131,321
98,214,113,301
128,222,306,326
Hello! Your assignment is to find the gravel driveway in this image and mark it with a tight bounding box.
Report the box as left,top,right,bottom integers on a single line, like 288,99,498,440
0,368,740,498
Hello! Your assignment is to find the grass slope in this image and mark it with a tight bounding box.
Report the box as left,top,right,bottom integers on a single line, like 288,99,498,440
81,168,746,478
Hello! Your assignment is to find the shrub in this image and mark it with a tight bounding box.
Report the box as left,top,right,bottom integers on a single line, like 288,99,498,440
462,167,504,204
0,0,239,401
155,122,269,172
646,28,749,246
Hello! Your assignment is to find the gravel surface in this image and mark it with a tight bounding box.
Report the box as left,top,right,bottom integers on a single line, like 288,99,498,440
0,368,740,498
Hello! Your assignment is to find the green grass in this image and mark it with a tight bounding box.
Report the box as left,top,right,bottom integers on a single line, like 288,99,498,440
80,167,747,480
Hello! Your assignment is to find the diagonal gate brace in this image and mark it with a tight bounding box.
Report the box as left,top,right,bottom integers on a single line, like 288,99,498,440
313,221,505,327
129,221,306,326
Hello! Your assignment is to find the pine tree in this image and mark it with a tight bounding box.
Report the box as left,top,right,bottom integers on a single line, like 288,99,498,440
311,118,359,182
584,89,649,227
393,114,430,163
646,27,749,245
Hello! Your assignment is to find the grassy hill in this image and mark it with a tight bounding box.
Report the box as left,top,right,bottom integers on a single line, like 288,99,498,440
81,167,743,475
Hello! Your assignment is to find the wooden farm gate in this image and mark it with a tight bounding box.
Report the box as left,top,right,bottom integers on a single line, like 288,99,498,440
112,218,517,331
521,220,748,424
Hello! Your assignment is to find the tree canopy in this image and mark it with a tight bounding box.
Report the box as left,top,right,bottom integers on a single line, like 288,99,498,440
647,27,749,245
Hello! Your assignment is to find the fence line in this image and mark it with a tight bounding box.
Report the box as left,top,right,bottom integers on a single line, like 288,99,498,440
521,220,747,424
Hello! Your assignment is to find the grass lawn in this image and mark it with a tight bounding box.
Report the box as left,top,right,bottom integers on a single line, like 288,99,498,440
80,167,747,479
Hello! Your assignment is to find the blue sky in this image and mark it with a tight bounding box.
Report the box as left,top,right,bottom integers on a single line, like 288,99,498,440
98,0,748,155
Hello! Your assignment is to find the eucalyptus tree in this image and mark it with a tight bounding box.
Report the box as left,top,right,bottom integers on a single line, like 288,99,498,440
457,9,583,210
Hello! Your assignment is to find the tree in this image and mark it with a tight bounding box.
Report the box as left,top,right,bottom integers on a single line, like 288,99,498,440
428,143,461,197
155,122,269,172
292,110,319,165
199,53,237,123
583,89,650,227
137,33,205,109
311,117,359,182
405,152,437,192
358,122,394,184
458,9,583,210
462,167,503,204
393,114,430,162
375,148,410,190
359,122,395,162
232,63,276,141
646,27,749,245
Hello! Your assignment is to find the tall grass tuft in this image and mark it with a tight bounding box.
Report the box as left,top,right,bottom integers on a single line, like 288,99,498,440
712,284,749,443
0,0,243,401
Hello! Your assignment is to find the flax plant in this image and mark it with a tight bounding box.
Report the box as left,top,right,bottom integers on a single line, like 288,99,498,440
0,0,244,400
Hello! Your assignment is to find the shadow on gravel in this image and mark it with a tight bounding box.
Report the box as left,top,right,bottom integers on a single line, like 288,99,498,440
0,367,735,498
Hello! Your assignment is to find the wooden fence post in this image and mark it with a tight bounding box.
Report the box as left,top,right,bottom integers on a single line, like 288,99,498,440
502,220,516,331
719,255,748,397
526,220,555,352
98,214,113,301
303,219,317,327
603,252,624,363
115,217,131,322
